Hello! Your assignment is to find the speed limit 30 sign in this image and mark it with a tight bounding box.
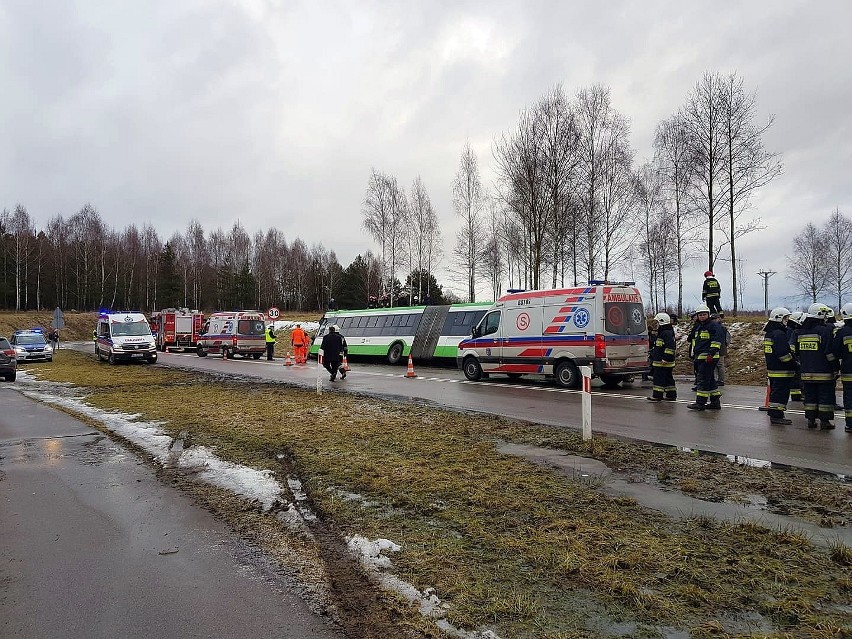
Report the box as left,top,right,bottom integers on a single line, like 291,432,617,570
267,307,280,320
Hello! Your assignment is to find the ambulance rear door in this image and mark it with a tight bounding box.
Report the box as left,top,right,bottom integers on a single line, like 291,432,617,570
600,288,648,366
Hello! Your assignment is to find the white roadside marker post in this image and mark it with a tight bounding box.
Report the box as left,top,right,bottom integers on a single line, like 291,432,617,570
317,350,323,396
580,365,592,441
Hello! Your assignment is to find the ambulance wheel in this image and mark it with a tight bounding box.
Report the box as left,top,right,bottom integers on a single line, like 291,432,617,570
197,345,207,357
147,355,157,364
462,356,483,381
599,374,623,388
555,361,580,389
387,342,404,365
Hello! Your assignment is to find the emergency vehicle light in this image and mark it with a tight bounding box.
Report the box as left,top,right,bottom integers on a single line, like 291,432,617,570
506,288,526,294
588,280,635,287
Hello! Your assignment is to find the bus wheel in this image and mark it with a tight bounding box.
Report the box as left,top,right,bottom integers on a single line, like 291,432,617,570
197,345,207,357
555,361,580,389
387,342,404,365
462,357,483,381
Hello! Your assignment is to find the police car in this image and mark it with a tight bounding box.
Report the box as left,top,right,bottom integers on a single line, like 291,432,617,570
10,329,54,362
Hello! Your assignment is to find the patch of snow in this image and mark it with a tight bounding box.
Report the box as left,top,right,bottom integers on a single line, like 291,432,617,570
347,534,503,639
273,320,320,332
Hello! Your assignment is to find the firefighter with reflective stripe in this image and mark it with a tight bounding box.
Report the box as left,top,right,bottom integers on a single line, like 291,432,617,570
687,305,724,411
647,312,677,402
265,324,276,361
786,311,805,402
763,307,796,425
832,302,852,433
702,271,722,314
792,303,837,430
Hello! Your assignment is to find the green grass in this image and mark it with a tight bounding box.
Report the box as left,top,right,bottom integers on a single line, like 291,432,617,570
25,351,852,638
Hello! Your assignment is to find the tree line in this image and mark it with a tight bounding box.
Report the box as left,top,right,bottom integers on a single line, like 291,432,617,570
364,71,781,316
789,208,852,308
3,69,782,315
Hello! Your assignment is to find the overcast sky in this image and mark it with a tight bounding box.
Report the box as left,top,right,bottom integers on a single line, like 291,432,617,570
2,1,850,310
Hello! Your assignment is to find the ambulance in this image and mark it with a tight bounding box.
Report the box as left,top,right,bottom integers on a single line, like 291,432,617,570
457,282,648,388
196,310,267,359
154,308,204,352
95,312,158,365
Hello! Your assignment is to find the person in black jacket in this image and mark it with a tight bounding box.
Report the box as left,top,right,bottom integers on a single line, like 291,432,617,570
647,312,677,402
832,302,852,433
702,271,722,314
320,324,345,381
763,307,796,425
792,303,837,429
785,311,805,402
687,305,724,411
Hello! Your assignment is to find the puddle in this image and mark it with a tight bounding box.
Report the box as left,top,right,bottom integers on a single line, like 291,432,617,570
497,443,852,547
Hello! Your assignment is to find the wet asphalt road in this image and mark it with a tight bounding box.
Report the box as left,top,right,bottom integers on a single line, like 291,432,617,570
142,347,852,476
0,386,342,639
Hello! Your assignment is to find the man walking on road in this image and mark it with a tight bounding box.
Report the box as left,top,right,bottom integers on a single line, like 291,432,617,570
320,324,345,381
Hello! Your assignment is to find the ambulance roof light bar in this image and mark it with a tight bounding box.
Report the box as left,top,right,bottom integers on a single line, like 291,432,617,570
506,288,526,294
588,280,635,287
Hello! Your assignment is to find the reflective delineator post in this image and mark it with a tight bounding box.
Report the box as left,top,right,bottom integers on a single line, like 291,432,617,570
316,350,323,396
580,366,592,441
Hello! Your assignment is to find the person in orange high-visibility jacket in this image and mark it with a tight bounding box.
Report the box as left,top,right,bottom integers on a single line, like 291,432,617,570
291,323,308,364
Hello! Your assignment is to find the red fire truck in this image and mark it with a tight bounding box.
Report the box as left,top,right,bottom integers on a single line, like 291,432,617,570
154,308,204,352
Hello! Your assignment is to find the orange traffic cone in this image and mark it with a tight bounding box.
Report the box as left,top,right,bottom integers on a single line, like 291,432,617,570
758,379,770,411
342,354,350,372
404,353,416,378
284,352,293,366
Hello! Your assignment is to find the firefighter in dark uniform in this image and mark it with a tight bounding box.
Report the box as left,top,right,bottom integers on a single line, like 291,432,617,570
687,304,724,411
647,312,677,402
763,307,796,425
265,324,276,361
786,311,805,402
792,303,837,430
702,271,722,314
832,302,852,433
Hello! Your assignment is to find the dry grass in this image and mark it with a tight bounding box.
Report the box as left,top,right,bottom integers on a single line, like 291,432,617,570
24,350,852,638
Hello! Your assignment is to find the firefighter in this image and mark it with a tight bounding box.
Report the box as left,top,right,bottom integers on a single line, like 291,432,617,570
265,324,276,361
291,323,308,364
786,311,805,402
763,307,796,425
702,271,722,314
792,303,837,430
687,304,724,411
647,312,677,402
832,302,852,433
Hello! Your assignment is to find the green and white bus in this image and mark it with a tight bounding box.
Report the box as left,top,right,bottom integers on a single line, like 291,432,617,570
309,303,491,365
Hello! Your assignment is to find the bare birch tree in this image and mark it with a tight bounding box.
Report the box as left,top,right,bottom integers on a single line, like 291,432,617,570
822,208,852,309
8,204,34,310
408,176,441,303
787,222,829,303
452,141,486,301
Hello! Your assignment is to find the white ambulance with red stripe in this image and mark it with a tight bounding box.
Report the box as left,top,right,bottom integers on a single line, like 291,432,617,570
457,282,648,388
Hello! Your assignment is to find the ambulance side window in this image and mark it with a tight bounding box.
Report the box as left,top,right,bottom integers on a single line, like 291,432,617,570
481,311,501,336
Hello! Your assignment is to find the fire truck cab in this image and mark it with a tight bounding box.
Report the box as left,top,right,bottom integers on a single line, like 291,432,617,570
457,282,648,388
196,311,267,359
154,308,204,352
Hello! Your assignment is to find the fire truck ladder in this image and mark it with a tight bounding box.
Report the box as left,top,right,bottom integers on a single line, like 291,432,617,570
410,305,449,361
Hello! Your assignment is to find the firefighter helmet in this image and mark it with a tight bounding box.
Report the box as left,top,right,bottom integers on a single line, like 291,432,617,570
653,312,671,326
693,304,711,317
769,307,791,322
788,311,805,325
704,270,714,277
807,303,833,319
841,303,852,321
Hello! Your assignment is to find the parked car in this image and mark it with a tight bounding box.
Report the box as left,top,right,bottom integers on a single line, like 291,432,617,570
0,337,17,381
10,329,54,362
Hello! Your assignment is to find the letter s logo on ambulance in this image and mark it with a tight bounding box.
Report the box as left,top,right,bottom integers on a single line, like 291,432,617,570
516,312,530,331
573,308,590,328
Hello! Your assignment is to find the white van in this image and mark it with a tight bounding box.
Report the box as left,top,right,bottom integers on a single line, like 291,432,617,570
95,312,158,364
196,311,267,359
457,282,648,388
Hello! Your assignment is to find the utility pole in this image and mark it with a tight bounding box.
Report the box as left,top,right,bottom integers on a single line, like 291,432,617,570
757,270,776,317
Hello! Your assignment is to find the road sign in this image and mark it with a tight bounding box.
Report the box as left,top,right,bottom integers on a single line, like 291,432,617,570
267,307,280,320
51,307,65,329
